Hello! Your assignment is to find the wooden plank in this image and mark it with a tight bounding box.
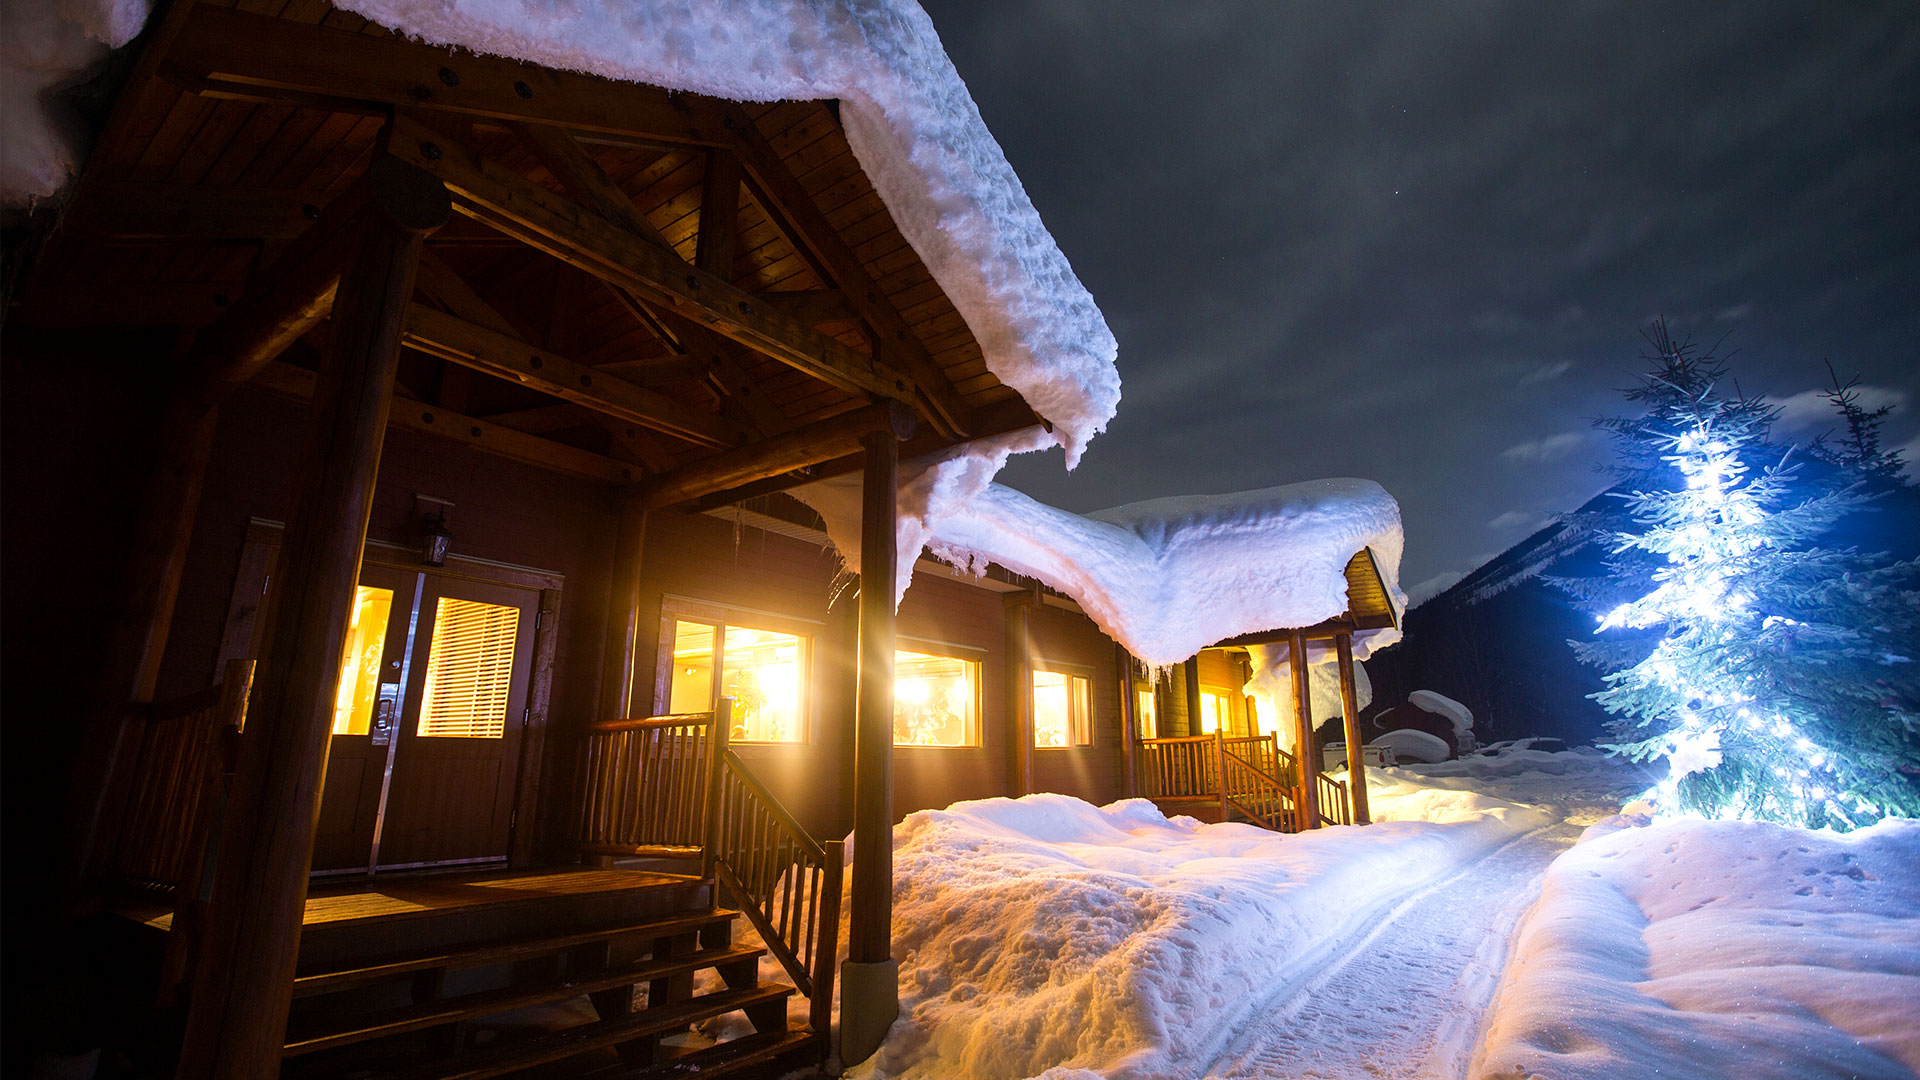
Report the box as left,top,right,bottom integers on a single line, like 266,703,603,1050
401,303,746,448
637,401,914,511
385,112,920,408
254,363,632,483
171,5,734,145
728,105,974,438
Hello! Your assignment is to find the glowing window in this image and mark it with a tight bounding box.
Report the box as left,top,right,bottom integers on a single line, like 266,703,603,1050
1199,689,1234,735
1033,670,1091,748
331,585,395,736
1135,688,1158,739
668,618,808,743
417,597,520,738
894,649,981,747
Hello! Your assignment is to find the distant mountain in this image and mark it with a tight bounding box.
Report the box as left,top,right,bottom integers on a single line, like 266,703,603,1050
1364,467,1919,747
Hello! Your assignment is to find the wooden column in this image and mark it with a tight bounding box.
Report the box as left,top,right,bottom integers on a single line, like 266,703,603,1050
178,156,448,1080
1004,593,1035,796
843,425,904,1065
1290,630,1321,828
1335,632,1371,825
1116,643,1138,798
599,493,648,721
1183,656,1202,736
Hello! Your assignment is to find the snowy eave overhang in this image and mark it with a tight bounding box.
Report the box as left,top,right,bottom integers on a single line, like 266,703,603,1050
1208,549,1402,647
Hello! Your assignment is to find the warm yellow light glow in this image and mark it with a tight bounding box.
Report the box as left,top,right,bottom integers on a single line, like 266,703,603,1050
1033,670,1090,747
1200,690,1233,736
417,597,519,738
332,585,394,736
1136,689,1158,739
894,649,980,746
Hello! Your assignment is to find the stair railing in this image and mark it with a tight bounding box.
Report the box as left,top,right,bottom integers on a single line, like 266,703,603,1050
1218,743,1299,832
710,748,844,1034
1315,771,1352,827
577,703,728,862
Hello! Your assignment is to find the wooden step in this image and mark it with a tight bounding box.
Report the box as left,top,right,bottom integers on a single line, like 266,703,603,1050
619,1027,821,1079
384,982,797,1080
293,909,738,998
284,943,765,1056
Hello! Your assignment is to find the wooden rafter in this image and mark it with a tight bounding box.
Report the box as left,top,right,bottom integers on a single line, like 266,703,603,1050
639,401,916,511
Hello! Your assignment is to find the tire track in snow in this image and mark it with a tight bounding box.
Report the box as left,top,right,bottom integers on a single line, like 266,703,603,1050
1200,822,1583,1080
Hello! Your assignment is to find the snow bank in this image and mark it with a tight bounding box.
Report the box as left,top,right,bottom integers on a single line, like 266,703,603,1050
1386,747,1655,827
1474,816,1920,1080
860,786,1544,1080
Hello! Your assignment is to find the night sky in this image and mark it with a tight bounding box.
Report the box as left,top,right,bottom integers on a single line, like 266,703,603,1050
916,1,1919,602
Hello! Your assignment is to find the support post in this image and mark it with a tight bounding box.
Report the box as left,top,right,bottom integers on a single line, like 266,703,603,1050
1004,593,1035,797
600,493,648,721
1290,630,1320,829
842,425,903,1066
1214,727,1228,821
177,156,447,1080
1116,644,1137,798
1183,656,1202,737
1335,632,1371,825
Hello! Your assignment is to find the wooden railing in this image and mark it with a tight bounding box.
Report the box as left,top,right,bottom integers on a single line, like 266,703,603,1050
113,659,255,902
1316,771,1352,827
711,749,844,1033
1136,734,1219,799
1219,745,1298,832
577,705,727,866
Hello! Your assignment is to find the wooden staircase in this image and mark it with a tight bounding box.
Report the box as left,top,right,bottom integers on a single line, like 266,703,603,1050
278,868,820,1078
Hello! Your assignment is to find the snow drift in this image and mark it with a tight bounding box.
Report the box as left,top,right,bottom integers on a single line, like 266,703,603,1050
1474,815,1920,1080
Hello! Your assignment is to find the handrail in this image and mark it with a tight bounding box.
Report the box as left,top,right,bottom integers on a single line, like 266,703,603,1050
1220,746,1297,832
576,703,727,860
711,748,844,1033
1315,771,1352,827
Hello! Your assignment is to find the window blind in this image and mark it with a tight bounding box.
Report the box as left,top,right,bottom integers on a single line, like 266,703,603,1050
417,597,519,738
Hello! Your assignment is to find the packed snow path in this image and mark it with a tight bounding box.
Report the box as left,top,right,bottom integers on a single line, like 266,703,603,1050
1203,822,1583,1080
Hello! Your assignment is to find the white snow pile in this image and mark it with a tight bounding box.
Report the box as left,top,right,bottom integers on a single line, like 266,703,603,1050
3,0,1119,462
1474,815,1920,1080
1,0,150,203
1408,689,1473,738
1387,747,1656,826
857,783,1545,1080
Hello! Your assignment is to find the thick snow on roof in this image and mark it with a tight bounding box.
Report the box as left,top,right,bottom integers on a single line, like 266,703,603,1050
2,1,150,202
921,476,1406,665
1476,815,1920,1079
4,0,1119,463
1408,689,1473,737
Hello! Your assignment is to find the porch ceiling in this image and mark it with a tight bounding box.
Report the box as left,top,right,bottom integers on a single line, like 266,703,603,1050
14,0,1041,501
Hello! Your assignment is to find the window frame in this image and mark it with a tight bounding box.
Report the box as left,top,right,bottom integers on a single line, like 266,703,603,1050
654,596,820,745
1030,662,1095,750
892,637,987,749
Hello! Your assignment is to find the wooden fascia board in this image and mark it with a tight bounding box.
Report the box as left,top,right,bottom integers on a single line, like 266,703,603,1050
384,112,921,409
251,362,633,483
400,303,747,449
168,5,733,146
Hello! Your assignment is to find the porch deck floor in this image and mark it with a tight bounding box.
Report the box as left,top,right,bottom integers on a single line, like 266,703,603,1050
135,867,697,932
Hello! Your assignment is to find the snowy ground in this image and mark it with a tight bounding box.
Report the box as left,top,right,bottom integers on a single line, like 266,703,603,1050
824,748,1920,1080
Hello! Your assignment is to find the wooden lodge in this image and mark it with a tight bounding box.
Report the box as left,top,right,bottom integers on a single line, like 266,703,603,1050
1,3,1393,1077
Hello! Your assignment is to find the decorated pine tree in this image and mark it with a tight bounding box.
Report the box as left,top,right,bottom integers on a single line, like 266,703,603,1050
1571,323,1920,830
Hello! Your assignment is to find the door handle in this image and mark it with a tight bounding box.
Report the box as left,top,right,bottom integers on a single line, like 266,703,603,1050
372,683,401,746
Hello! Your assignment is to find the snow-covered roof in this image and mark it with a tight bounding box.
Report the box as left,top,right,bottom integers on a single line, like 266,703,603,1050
4,0,1119,464
801,468,1406,666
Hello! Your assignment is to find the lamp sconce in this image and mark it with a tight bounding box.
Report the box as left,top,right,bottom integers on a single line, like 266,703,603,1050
416,495,454,567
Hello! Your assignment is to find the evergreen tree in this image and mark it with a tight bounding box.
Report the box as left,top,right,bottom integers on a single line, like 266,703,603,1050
1569,322,1920,830
1808,360,1910,491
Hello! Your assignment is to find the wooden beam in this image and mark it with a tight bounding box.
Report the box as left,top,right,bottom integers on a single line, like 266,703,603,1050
724,105,974,438
170,6,733,145
695,148,742,278
413,247,532,339
61,181,317,240
179,156,448,1080
637,401,915,511
758,288,857,327
1116,643,1138,798
1289,630,1321,829
600,495,648,722
1335,632,1371,826
849,430,899,961
253,362,634,483
481,401,596,435
401,302,747,448
386,112,921,408
1005,592,1036,795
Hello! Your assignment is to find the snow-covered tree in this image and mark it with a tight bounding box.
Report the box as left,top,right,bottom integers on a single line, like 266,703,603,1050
1571,322,1920,830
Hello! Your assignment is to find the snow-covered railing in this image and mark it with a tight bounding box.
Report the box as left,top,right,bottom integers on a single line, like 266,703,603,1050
711,750,844,1034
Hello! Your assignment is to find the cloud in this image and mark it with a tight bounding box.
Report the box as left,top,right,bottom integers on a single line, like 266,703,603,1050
1488,510,1552,534
1896,431,1920,478
1501,431,1589,464
1519,359,1574,385
1767,384,1908,434
1407,570,1466,606
1715,301,1755,322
